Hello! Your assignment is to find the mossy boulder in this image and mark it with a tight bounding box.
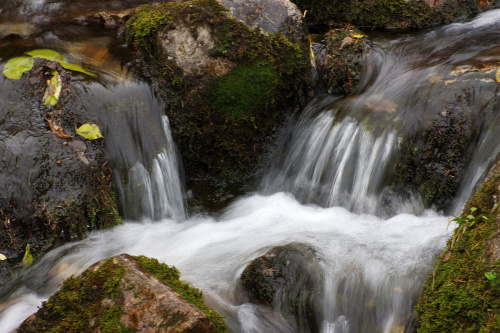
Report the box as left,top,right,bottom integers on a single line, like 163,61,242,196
0,58,121,283
239,243,323,332
18,254,228,332
414,159,500,332
291,0,495,28
317,26,368,95
126,0,311,208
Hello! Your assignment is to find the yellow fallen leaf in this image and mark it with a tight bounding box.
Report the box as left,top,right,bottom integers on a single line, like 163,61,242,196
21,244,33,267
352,33,365,38
0,253,6,261
496,68,500,83
42,70,62,106
76,123,103,140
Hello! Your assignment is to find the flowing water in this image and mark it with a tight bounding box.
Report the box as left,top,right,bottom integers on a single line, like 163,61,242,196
1,3,500,333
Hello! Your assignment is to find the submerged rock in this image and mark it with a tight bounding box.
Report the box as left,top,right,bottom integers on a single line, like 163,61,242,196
239,243,323,332
17,254,227,332
126,0,311,208
414,159,500,331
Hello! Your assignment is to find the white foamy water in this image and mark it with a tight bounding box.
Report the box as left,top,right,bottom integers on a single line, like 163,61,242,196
0,193,452,332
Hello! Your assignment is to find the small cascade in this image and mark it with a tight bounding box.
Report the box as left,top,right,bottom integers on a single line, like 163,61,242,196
125,116,186,221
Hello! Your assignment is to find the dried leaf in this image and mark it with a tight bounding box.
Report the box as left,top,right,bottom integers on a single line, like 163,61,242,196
76,123,103,140
68,140,87,151
340,36,353,50
3,56,34,79
77,151,90,164
46,118,73,139
442,250,452,263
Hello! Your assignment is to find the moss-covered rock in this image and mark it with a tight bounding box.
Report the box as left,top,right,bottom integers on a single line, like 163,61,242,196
0,58,121,283
239,243,323,332
291,0,495,28
126,0,311,208
318,26,367,95
414,159,500,332
18,254,228,332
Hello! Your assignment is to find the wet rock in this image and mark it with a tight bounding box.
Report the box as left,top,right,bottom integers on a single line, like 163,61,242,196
239,243,323,332
291,0,492,28
316,27,368,95
0,58,121,283
218,0,309,52
17,254,225,332
126,0,311,208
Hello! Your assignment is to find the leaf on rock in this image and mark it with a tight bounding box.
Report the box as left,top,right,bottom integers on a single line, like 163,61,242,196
340,37,353,50
76,123,103,140
26,49,64,62
42,71,62,106
3,56,34,79
496,68,500,83
68,140,87,150
21,244,33,267
60,61,97,77
352,33,365,38
76,151,90,164
46,118,72,139
0,253,6,261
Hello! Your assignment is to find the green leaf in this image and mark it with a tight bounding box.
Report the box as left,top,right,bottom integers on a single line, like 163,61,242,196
42,70,62,106
467,215,475,220
21,244,33,267
496,68,500,83
453,217,467,224
470,207,477,212
25,49,64,62
60,61,97,77
3,56,34,79
485,270,497,280
0,253,6,261
76,123,103,140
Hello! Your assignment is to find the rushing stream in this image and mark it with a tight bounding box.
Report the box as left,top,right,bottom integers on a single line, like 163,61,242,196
1,2,500,333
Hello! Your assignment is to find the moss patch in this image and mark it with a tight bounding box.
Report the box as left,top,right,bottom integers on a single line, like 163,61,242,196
18,259,130,333
209,61,278,120
415,175,500,332
134,255,229,332
292,0,481,28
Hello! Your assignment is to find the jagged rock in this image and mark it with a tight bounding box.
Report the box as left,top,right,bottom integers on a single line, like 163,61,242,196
239,243,323,332
17,254,225,332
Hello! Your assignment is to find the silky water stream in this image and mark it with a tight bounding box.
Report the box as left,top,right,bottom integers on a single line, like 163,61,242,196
2,6,500,333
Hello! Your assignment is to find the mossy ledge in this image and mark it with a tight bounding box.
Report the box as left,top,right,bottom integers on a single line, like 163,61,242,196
18,255,228,332
126,0,311,208
291,0,494,28
414,164,500,332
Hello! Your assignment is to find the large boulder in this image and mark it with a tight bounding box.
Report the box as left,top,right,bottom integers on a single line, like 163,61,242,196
291,0,496,28
0,57,121,282
239,243,323,332
126,0,311,208
414,159,500,331
18,254,227,332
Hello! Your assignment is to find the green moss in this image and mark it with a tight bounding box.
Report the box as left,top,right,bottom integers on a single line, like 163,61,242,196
415,176,500,332
209,61,278,120
134,255,229,332
292,0,480,28
126,4,174,50
126,0,311,206
18,259,129,332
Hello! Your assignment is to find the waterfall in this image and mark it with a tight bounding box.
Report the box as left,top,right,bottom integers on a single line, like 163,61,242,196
3,3,500,333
